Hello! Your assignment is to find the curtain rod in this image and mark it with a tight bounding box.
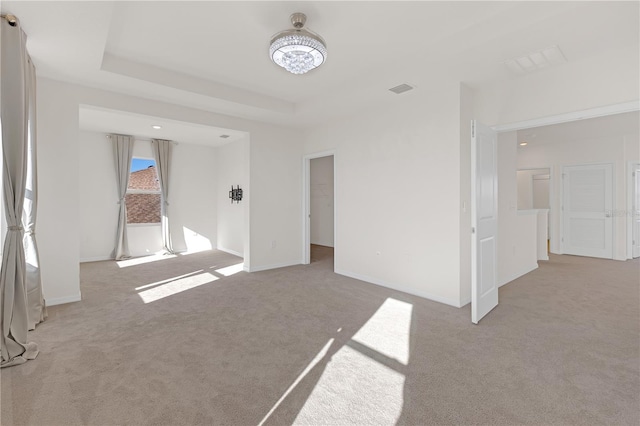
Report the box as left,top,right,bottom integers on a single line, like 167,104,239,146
0,14,18,27
106,135,179,145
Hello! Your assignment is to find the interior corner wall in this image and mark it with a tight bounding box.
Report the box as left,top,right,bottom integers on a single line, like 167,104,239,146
459,83,474,306
304,83,464,306
497,131,539,286
310,156,334,247
37,78,81,305
216,136,248,257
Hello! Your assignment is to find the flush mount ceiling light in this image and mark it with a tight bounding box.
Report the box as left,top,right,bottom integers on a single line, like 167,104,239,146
151,125,162,130
519,142,528,146
269,13,327,75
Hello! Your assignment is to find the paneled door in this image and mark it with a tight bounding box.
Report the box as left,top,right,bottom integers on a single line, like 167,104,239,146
562,164,613,259
471,121,498,324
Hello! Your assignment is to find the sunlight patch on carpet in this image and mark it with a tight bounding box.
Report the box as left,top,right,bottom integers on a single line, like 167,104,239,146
293,345,405,424
214,262,244,277
351,297,413,365
117,253,177,268
258,338,335,426
135,270,204,291
137,272,218,303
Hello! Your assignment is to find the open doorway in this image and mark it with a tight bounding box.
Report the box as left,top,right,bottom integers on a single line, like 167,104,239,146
517,167,551,256
515,111,638,261
302,151,335,266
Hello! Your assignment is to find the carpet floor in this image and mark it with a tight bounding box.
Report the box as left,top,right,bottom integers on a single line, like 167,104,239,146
1,246,638,425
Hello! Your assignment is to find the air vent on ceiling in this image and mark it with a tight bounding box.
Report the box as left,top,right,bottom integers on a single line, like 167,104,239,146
389,84,414,95
504,45,567,75
219,134,230,139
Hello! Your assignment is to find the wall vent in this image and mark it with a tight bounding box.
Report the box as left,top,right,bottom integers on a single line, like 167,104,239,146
389,83,414,94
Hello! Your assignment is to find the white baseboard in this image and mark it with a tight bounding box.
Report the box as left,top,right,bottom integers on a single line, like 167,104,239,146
80,256,113,263
46,293,82,306
216,247,243,258
499,263,538,287
459,297,471,307
248,261,300,273
335,269,463,308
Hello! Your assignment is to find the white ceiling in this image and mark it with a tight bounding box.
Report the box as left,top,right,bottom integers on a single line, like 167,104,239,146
3,1,639,131
79,106,246,146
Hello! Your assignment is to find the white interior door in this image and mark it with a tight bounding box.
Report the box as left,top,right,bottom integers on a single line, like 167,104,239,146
633,165,640,258
471,121,498,324
562,164,613,259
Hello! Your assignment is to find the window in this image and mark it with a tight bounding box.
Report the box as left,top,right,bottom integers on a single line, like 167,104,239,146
126,158,161,224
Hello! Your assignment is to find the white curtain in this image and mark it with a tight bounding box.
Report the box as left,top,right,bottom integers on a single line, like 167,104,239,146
24,56,47,331
112,135,134,260
1,17,39,367
151,139,174,254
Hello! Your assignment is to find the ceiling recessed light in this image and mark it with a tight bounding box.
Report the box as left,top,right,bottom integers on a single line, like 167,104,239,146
519,142,528,146
151,125,162,130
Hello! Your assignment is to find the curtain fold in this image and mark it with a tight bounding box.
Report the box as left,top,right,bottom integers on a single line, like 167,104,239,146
151,139,174,254
112,135,134,260
1,17,39,368
23,56,47,331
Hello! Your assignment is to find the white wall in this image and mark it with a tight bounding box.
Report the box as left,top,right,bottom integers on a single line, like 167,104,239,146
532,176,550,209
79,131,119,261
169,142,217,254
310,156,334,247
37,80,81,305
517,118,640,260
249,129,301,271
216,137,248,257
498,132,539,286
40,77,301,303
516,169,550,210
304,82,466,307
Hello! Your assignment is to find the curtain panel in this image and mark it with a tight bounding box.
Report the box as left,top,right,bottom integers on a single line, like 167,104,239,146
0,17,39,368
151,139,174,254
23,56,47,330
112,135,134,260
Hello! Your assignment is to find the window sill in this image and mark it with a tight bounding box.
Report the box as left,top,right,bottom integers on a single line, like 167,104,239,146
126,223,161,227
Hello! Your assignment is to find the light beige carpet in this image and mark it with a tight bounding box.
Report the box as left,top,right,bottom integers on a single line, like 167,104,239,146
1,247,638,425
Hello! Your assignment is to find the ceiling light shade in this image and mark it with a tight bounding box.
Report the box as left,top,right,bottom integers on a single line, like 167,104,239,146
269,13,327,75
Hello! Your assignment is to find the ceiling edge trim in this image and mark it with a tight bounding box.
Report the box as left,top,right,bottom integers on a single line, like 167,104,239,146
492,100,640,133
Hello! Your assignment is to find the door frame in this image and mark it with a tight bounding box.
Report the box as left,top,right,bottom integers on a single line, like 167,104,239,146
302,150,336,265
628,162,640,259
560,162,615,258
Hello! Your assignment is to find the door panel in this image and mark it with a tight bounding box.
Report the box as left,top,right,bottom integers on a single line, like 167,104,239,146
562,164,613,259
471,121,498,324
